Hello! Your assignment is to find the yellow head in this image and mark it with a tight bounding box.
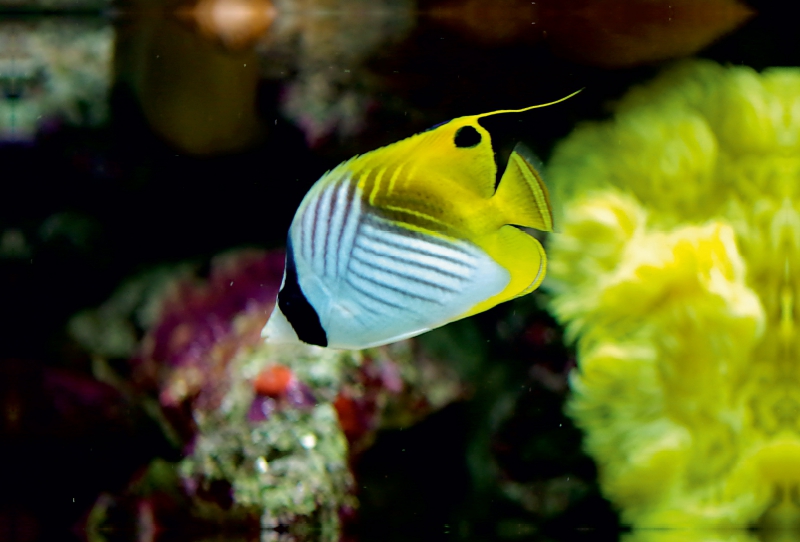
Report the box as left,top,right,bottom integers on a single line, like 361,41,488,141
352,89,583,199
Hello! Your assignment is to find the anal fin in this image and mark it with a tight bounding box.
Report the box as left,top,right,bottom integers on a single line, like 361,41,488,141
462,225,546,317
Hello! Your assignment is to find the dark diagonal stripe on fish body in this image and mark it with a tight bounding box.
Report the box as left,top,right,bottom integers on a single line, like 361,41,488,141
326,180,347,277
277,237,328,347
332,176,361,279
319,182,338,277
337,177,362,278
296,173,360,281
377,203,455,233
359,218,477,271
348,265,443,304
317,182,337,274
358,231,468,268
352,242,469,281
300,186,316,267
354,236,476,284
350,253,458,294
387,223,471,254
310,184,325,265
345,276,408,312
363,213,470,252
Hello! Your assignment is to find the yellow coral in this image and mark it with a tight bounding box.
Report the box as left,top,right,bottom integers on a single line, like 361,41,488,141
546,60,800,529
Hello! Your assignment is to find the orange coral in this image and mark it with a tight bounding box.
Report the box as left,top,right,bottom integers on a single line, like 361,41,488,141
253,364,295,397
178,0,276,49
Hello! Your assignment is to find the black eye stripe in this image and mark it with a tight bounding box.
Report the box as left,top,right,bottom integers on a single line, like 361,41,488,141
277,237,328,347
454,126,482,148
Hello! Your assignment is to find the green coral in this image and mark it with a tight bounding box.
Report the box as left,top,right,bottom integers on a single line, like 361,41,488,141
185,404,352,522
546,60,800,528
182,342,360,534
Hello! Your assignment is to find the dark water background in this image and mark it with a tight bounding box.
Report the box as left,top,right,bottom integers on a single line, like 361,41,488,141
0,1,794,540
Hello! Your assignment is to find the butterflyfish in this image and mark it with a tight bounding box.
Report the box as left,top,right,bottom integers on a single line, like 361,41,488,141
264,91,580,350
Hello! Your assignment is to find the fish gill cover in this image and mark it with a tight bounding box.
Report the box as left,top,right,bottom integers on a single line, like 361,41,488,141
545,59,800,530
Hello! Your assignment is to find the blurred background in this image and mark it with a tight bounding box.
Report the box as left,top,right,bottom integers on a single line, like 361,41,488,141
2,0,796,541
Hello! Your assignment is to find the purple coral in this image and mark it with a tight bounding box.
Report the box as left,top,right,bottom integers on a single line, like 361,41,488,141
130,249,285,417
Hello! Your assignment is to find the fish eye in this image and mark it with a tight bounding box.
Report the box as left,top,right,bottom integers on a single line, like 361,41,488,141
454,126,482,148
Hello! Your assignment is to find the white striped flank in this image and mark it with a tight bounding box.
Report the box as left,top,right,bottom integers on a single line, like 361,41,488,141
292,171,362,279
344,215,474,311
357,217,475,278
327,214,508,348
287,174,509,349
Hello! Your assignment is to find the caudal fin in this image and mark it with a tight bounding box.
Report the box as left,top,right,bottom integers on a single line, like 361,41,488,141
493,144,554,232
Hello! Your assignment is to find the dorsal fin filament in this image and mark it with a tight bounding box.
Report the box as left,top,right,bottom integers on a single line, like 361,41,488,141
474,88,583,120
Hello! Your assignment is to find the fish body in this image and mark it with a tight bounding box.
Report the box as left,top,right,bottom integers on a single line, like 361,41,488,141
264,93,577,349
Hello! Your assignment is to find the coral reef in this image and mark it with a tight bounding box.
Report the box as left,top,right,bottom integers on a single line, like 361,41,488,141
623,532,762,542
545,60,800,528
179,0,277,50
0,20,112,141
70,248,465,539
263,0,413,146
122,0,411,153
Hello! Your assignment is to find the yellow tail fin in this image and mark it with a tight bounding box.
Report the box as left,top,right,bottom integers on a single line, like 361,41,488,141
493,144,554,232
